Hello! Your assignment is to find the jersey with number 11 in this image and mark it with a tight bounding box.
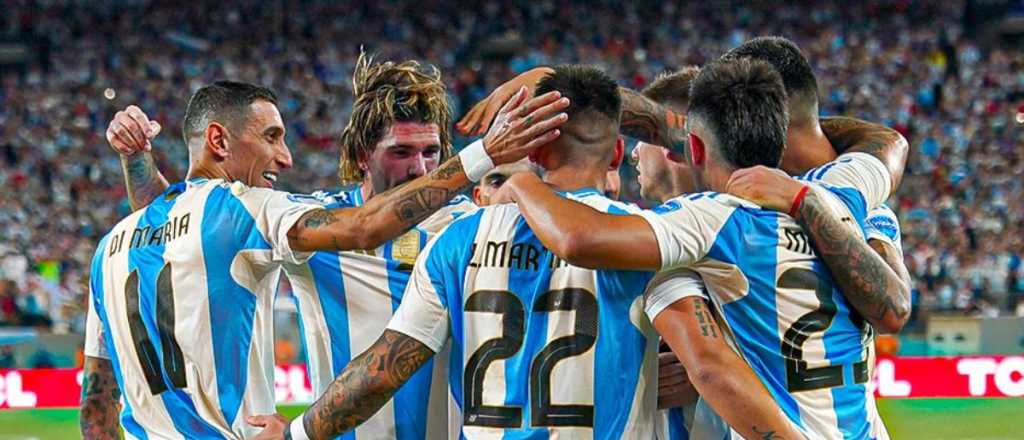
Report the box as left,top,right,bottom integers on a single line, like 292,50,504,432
85,179,321,439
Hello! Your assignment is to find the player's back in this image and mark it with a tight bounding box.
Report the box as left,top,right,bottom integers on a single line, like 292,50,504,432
88,179,317,439
288,188,473,440
397,189,659,439
648,186,887,440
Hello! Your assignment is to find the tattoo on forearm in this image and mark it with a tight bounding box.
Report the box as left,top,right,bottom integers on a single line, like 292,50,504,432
797,191,910,329
619,87,687,152
693,300,718,338
752,426,781,439
305,330,434,438
121,153,167,211
431,157,463,180
390,157,471,224
80,360,122,439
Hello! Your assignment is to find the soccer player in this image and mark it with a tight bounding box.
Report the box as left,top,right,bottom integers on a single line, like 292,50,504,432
256,65,807,440
494,58,908,438
104,55,509,439
80,80,569,439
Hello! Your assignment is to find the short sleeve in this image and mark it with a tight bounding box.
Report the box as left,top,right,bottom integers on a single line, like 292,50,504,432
802,152,892,210
386,238,452,353
231,183,325,265
633,195,729,270
643,267,706,321
864,204,903,253
83,290,109,360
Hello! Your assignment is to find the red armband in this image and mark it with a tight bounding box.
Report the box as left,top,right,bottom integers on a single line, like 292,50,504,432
788,185,811,218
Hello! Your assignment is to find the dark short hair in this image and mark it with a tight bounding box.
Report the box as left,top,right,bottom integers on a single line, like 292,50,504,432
641,66,701,112
688,58,788,168
722,36,818,114
535,64,621,123
182,81,278,143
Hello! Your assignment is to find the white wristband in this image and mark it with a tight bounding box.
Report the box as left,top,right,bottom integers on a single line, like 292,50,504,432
289,415,311,440
458,139,495,183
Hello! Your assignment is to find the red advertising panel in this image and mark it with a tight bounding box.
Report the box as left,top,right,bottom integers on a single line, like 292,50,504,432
2,356,1022,409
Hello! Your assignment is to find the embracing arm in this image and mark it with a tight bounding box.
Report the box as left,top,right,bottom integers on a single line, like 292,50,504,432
655,297,806,440
797,189,911,333
503,172,661,270
80,356,122,440
618,87,688,153
287,156,473,251
820,116,908,192
121,153,170,211
293,330,434,439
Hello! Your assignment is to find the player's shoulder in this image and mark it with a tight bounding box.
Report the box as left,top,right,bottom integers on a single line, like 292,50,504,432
652,191,759,216
565,189,641,214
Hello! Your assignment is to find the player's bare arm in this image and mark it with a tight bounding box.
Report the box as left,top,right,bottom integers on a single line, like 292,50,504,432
618,86,688,153
300,330,433,439
501,171,661,270
80,356,122,440
820,116,909,191
726,167,911,333
107,106,171,211
287,89,569,252
655,297,807,440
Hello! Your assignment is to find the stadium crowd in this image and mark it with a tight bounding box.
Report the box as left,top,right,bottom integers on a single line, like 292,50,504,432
1,0,1023,339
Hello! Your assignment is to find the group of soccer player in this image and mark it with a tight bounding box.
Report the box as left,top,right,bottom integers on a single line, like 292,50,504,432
80,35,913,440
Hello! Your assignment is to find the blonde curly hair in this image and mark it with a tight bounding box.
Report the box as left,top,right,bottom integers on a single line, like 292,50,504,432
338,52,453,185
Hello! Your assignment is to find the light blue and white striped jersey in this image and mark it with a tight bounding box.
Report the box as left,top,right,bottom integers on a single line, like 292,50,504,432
83,179,322,439
286,187,474,440
864,204,901,252
388,189,661,440
637,153,893,440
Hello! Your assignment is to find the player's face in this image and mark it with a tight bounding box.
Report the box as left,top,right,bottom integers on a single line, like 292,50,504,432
473,162,536,206
226,100,291,189
363,122,442,196
631,141,695,202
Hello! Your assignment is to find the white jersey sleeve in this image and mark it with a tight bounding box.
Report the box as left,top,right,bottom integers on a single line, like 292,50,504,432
386,236,451,353
864,204,903,252
230,183,324,265
643,268,706,321
804,152,892,210
83,287,109,360
634,194,743,270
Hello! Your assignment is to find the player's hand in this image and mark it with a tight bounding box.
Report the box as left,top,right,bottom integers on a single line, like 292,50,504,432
725,166,806,213
658,351,698,409
481,87,569,166
456,67,554,136
106,105,161,156
246,414,289,440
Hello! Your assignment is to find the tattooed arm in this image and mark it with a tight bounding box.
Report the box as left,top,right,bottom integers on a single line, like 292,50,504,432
120,152,170,211
288,89,569,252
820,116,908,192
292,330,434,439
798,189,910,332
654,296,806,440
725,167,911,333
80,356,122,440
618,87,688,154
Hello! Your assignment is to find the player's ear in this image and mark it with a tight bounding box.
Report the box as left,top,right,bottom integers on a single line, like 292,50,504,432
205,122,230,160
688,133,706,167
472,186,484,206
356,149,370,171
608,137,625,171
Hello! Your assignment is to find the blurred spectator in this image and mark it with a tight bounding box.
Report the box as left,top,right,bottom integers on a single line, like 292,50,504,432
0,0,1021,335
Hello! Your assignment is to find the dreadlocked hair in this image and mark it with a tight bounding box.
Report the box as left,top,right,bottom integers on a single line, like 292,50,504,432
338,52,453,185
